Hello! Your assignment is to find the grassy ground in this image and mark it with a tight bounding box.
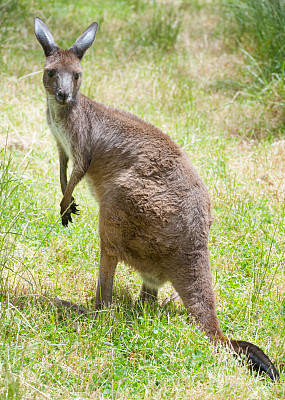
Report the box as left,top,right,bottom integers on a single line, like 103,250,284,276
0,0,284,398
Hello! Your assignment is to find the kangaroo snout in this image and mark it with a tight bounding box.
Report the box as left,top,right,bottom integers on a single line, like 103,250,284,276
55,88,71,105
55,73,74,105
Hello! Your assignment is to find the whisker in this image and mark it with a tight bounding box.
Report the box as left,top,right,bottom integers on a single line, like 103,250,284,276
19,70,44,80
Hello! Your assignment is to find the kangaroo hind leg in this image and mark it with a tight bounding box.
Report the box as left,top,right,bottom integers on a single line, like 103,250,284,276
171,248,279,381
170,248,224,342
95,247,118,310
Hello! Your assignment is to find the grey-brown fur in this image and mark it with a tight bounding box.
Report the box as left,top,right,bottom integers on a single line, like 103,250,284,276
34,17,279,381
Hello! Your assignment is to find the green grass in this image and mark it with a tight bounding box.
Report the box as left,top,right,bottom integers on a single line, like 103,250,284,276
0,0,285,398
221,0,285,79
215,0,285,140
218,0,285,131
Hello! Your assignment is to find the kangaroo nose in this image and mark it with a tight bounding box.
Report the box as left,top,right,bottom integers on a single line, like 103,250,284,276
58,90,67,101
56,89,71,105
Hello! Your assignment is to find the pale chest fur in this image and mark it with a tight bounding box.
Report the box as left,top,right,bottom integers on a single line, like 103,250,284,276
49,117,73,160
47,97,74,160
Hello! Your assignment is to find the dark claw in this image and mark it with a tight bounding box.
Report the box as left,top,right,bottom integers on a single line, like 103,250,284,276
61,213,71,227
61,198,79,227
61,209,73,226
70,202,80,215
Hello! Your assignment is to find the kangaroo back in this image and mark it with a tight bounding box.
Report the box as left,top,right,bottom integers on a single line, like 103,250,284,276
34,17,279,382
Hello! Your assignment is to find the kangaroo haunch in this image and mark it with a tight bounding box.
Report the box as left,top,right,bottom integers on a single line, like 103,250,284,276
34,17,279,382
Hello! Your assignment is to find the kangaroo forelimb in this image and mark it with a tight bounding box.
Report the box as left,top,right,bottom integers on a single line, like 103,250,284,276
60,166,85,226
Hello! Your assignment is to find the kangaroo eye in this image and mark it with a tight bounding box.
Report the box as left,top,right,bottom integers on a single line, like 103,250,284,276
47,69,55,77
74,73,81,80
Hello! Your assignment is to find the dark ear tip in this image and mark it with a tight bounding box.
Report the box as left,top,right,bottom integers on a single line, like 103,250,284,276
89,22,99,35
88,22,99,34
34,17,39,28
34,17,45,32
34,17,43,26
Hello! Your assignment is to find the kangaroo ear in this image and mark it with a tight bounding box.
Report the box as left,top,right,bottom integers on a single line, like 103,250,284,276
34,17,59,57
70,22,98,60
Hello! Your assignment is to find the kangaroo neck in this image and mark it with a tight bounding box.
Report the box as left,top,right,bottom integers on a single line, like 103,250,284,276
46,92,80,122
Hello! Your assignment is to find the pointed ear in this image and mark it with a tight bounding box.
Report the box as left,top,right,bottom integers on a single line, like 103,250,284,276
70,22,98,60
34,17,59,57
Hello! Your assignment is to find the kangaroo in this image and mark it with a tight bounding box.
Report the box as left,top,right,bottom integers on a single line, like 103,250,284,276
34,17,279,381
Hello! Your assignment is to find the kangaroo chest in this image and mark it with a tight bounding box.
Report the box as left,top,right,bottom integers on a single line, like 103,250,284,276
47,107,74,160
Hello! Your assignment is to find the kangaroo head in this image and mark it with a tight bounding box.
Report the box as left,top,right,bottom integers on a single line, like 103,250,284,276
34,18,98,105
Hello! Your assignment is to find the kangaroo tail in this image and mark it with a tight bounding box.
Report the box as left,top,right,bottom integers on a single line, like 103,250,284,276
228,339,279,382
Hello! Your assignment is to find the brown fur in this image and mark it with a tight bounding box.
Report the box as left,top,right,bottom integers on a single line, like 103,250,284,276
34,18,279,381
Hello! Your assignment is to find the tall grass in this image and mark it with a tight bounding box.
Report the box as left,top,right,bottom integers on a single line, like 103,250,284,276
0,147,31,398
0,148,26,298
222,0,285,80
127,1,182,53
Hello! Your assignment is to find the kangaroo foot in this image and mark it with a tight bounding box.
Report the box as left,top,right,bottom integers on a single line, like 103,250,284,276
53,296,89,315
161,292,179,307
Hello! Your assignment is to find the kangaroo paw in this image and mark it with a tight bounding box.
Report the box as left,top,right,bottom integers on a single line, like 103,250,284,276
70,198,80,215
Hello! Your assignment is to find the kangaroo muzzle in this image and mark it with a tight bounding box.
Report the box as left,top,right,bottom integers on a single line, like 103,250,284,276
55,74,73,105
55,89,72,105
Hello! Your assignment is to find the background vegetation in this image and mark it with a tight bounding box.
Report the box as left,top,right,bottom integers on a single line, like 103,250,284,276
0,0,284,398
222,0,285,79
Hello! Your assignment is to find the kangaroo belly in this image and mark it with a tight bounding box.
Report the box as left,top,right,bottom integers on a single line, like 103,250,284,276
99,205,177,261
97,175,211,275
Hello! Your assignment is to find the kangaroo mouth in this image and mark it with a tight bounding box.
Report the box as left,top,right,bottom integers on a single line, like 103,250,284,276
55,92,72,105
